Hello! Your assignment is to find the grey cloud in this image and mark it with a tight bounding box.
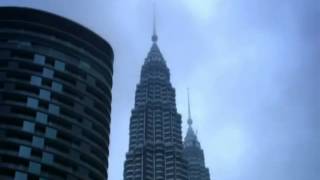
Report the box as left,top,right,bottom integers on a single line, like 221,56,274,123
0,0,318,179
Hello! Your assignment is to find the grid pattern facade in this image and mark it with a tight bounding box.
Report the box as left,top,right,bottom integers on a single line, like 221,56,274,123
183,139,210,180
124,41,188,180
0,7,114,180
183,124,210,180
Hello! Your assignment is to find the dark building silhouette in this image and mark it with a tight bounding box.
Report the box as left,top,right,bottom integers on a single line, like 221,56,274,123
0,7,114,180
183,91,211,180
123,20,188,180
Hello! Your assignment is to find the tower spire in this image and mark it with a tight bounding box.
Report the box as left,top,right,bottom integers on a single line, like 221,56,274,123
187,88,192,127
152,1,158,42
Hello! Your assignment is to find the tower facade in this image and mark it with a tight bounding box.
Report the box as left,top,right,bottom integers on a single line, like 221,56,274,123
0,7,114,179
183,91,211,180
123,25,187,180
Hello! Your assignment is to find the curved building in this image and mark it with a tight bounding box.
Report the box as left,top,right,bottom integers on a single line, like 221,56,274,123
0,7,114,180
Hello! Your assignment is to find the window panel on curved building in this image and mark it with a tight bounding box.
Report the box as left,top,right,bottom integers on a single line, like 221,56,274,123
0,7,114,180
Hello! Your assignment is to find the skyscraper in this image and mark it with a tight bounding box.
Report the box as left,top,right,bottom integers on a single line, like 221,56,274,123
123,16,188,180
0,7,114,180
183,90,211,180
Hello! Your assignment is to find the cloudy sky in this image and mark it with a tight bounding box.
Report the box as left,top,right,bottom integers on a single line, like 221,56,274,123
1,0,319,180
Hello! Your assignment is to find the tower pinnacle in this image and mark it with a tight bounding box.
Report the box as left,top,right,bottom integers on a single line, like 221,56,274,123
152,1,158,42
187,88,193,126
124,2,188,178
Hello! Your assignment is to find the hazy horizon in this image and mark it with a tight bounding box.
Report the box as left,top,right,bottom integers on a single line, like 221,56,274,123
1,0,318,180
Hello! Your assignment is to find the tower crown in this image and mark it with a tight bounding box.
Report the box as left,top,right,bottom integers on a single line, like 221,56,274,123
184,89,200,148
144,2,166,64
124,4,188,179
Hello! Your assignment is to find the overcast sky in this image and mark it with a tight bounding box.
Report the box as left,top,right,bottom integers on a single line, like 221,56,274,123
1,0,319,180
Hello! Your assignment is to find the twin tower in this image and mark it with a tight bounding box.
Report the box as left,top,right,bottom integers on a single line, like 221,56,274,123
0,6,210,180
123,19,211,180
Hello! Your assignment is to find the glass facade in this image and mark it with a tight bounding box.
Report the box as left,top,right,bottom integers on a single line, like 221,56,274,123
124,31,188,179
51,81,62,92
48,104,60,115
183,93,210,180
39,89,51,100
54,60,65,71
34,54,46,65
27,97,39,108
31,76,42,86
45,127,57,139
43,68,54,79
36,112,48,124
0,7,114,180
22,121,35,133
32,136,44,148
28,162,41,174
18,146,31,158
42,152,54,164
14,171,27,180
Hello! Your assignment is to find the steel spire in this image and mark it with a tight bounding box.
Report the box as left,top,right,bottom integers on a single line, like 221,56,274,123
187,88,192,126
152,1,158,42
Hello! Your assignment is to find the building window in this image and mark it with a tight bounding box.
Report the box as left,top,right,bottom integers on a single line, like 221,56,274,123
29,161,41,174
45,127,57,139
52,81,62,92
0,105,10,113
79,61,90,70
22,121,35,133
27,97,39,108
39,89,51,100
34,54,45,65
0,50,10,58
14,171,27,180
72,125,81,134
42,152,54,164
32,136,44,148
30,76,42,86
71,150,80,159
36,112,48,124
87,75,95,85
17,41,31,47
49,104,60,115
76,81,86,90
43,68,54,79
18,145,31,158
54,60,65,71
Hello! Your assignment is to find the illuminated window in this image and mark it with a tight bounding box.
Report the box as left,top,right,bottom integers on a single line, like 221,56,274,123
43,68,54,78
42,152,53,164
32,136,44,148
27,97,39,108
22,121,35,133
18,145,31,158
29,162,41,174
31,76,42,86
36,112,48,124
14,171,27,180
54,60,65,71
52,81,62,92
34,54,45,65
49,104,60,115
45,127,57,139
39,89,51,100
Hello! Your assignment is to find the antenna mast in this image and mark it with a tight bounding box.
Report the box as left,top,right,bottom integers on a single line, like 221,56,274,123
152,1,158,42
